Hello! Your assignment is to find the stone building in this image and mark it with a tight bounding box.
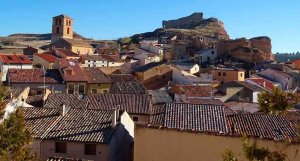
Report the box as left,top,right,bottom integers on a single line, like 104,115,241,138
51,14,74,42
50,14,93,55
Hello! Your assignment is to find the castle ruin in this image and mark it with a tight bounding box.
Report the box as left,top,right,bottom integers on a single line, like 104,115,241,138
162,12,203,29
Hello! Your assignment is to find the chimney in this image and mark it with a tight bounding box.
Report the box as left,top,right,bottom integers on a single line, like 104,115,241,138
59,103,66,116
263,81,266,88
112,107,120,128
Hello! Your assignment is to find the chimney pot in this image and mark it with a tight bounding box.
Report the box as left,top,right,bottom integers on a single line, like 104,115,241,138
59,103,66,116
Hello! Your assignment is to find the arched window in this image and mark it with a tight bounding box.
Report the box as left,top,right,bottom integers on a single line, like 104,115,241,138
69,20,71,26
66,20,68,25
55,19,58,25
59,19,62,25
67,28,70,34
56,27,59,34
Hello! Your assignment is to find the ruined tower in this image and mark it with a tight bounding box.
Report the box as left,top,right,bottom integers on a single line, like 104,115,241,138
51,14,73,42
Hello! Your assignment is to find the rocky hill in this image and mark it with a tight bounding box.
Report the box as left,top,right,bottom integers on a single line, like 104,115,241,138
132,13,229,42
217,36,275,63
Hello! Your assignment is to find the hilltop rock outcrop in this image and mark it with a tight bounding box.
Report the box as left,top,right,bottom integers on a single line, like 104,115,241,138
217,36,275,63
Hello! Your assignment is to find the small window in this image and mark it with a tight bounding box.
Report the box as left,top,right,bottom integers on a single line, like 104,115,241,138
79,84,85,94
102,89,108,94
240,73,243,77
218,72,221,76
59,19,62,25
7,56,13,60
223,72,226,76
56,27,59,34
85,144,96,155
68,84,74,94
69,20,71,26
211,51,215,55
66,20,69,25
207,56,211,61
55,142,67,153
92,89,97,94
67,27,70,34
133,116,139,122
55,19,58,25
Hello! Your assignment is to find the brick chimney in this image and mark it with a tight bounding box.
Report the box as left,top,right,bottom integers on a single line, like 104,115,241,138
112,107,120,128
59,103,66,116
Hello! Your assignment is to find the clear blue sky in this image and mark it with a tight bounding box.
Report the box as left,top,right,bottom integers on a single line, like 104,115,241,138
0,0,299,53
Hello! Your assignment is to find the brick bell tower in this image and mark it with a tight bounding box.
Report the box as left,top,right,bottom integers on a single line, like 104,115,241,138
51,14,73,43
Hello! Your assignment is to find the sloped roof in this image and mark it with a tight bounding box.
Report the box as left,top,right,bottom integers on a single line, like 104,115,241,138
227,114,299,142
63,38,92,48
23,108,60,138
43,109,115,143
0,54,32,64
134,62,162,72
26,95,44,107
53,14,73,20
169,84,213,97
87,94,151,114
148,90,173,104
109,81,146,94
57,58,87,82
44,93,88,109
150,103,228,133
82,68,111,84
8,69,63,84
35,53,57,63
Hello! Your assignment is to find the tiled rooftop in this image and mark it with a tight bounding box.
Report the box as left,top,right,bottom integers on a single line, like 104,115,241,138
227,114,299,142
148,90,173,104
23,107,60,138
8,69,63,84
109,81,146,94
44,93,88,109
57,58,87,82
164,103,228,133
225,101,259,113
82,67,111,84
87,94,151,114
43,109,114,143
169,84,213,97
0,54,32,64
26,95,44,107
36,53,57,63
134,62,162,72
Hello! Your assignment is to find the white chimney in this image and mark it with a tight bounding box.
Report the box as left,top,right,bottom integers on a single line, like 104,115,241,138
263,81,266,88
112,108,120,128
59,103,66,116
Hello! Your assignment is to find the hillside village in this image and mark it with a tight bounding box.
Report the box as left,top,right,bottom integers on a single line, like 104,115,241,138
0,13,300,161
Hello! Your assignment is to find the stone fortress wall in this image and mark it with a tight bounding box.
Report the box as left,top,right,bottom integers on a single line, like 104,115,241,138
162,12,203,29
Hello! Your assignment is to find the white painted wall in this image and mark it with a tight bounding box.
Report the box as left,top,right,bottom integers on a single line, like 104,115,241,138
195,48,217,63
0,63,33,81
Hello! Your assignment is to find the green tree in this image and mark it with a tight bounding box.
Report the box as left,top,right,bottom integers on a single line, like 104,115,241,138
258,88,296,115
0,84,38,161
118,37,132,45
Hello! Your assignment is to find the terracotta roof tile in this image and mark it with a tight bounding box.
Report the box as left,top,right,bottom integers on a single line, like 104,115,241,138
26,95,44,107
82,68,111,84
169,84,213,97
0,54,32,64
57,58,87,82
44,93,88,109
227,114,299,142
8,69,63,84
36,53,57,63
43,109,115,143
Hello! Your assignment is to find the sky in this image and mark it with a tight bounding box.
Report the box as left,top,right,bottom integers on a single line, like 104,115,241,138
0,0,299,53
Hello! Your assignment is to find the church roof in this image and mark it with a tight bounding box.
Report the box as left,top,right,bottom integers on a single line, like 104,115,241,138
53,14,73,20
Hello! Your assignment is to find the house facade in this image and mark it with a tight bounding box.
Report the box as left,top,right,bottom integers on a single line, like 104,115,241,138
0,54,33,81
212,66,245,84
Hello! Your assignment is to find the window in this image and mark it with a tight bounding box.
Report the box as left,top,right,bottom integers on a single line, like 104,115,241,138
56,27,59,34
92,89,97,94
68,84,74,94
218,72,221,76
102,89,108,94
207,56,211,61
59,19,62,25
240,73,243,77
55,19,58,25
223,72,226,76
55,142,67,153
85,144,96,155
133,116,139,122
79,84,85,94
211,51,215,55
66,20,69,25
66,69,72,75
67,27,70,34
69,20,71,26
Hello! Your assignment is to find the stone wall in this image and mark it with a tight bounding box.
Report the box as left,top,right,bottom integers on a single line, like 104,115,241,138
162,12,203,29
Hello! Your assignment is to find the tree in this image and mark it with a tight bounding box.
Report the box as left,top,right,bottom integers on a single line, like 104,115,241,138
0,84,38,161
118,37,132,45
258,88,297,115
